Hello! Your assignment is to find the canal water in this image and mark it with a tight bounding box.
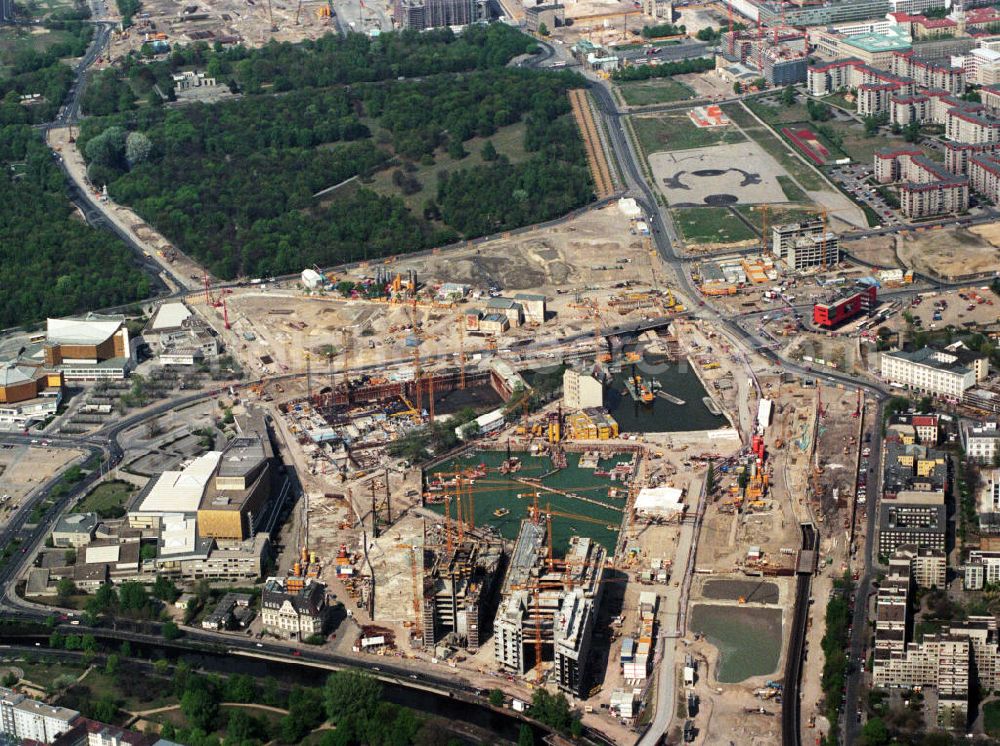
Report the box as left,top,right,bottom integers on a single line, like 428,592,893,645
426,450,624,556
689,604,783,683
605,358,727,433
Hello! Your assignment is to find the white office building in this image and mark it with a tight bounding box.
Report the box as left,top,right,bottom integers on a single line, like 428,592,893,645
880,344,989,397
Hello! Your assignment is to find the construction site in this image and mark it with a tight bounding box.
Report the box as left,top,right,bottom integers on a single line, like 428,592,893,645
105,0,341,61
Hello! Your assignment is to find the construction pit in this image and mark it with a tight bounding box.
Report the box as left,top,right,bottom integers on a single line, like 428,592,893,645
269,341,747,735
673,365,836,745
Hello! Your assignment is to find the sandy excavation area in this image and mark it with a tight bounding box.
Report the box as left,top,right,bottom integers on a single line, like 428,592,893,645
898,225,1000,279
215,204,678,377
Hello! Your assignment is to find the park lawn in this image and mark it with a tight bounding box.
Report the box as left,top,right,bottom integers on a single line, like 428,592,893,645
631,112,745,155
0,27,75,60
366,120,529,214
721,103,827,192
17,0,80,19
986,700,1000,737
74,480,135,519
673,207,757,245
617,78,694,107
746,98,811,126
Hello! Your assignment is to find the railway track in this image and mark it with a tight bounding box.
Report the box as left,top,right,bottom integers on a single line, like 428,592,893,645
568,88,615,199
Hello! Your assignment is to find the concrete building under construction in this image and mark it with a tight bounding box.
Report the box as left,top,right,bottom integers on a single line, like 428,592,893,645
419,538,504,651
493,519,606,697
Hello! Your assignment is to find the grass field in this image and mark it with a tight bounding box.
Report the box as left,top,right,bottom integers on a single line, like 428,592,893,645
736,204,823,230
986,700,1000,737
0,27,75,71
776,175,808,202
673,206,757,245
366,120,528,214
631,113,745,155
74,480,134,519
746,98,811,127
721,103,827,192
617,78,694,107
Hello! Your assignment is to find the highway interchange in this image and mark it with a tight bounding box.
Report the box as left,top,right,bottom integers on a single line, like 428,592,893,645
5,14,1000,746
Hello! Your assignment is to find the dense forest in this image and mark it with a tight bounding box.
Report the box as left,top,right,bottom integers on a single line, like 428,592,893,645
78,29,593,279
0,126,152,328
82,24,539,115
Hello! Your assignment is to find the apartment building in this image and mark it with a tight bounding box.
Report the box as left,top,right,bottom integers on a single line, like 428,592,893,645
0,688,80,744
947,107,1000,144
962,421,1000,464
880,343,988,396
895,544,948,587
873,556,913,668
963,549,1000,588
888,635,969,728
808,59,915,98
875,149,970,217
944,139,1000,174
969,152,1000,203
892,52,965,92
983,83,1000,116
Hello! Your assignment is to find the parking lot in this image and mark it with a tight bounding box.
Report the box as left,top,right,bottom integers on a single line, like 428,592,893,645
827,163,901,228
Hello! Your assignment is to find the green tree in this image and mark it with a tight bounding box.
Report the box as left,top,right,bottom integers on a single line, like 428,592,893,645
781,85,796,107
733,82,742,94
518,724,534,746
537,22,549,36
162,621,182,640
324,671,382,724
181,687,219,731
152,575,179,602
481,140,498,161
105,653,120,675
225,674,258,703
84,125,127,170
56,577,77,603
530,689,574,733
489,688,504,707
117,580,149,612
125,131,152,167
859,717,890,746
447,137,467,160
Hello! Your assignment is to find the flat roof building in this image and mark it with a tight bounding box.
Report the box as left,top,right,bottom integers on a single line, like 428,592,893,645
880,343,988,397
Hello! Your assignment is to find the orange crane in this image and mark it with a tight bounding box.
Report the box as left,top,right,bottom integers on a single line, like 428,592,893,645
409,298,423,414
457,315,466,390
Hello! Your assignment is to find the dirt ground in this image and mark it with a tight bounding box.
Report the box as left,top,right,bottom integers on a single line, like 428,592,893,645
0,445,86,523
897,225,1000,279
106,0,340,61
210,204,682,379
842,235,900,269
